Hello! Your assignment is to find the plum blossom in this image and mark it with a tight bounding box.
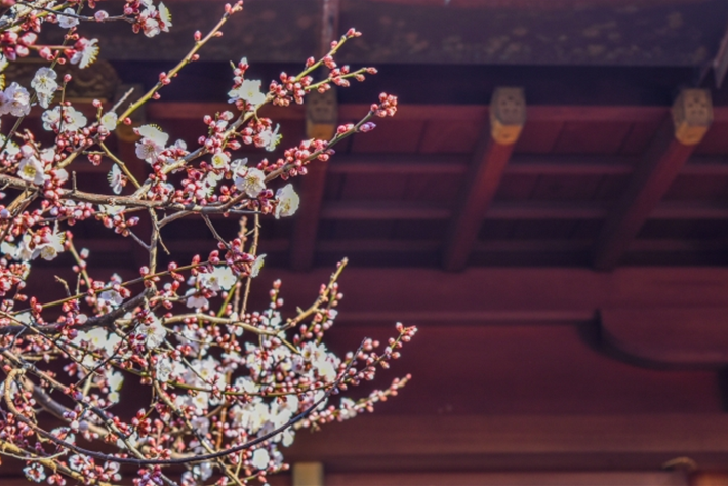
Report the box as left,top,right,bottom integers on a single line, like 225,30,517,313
0,82,31,117
100,112,118,131
108,165,124,194
258,124,281,152
57,8,79,29
98,289,124,308
37,228,65,261
70,38,99,69
275,184,300,218
156,356,173,382
228,79,267,106
31,67,57,109
42,106,87,132
234,167,266,198
199,266,236,291
251,449,270,470
250,253,266,277
185,289,209,310
158,3,172,32
135,124,169,163
140,315,167,349
24,463,46,483
210,151,229,169
17,148,47,185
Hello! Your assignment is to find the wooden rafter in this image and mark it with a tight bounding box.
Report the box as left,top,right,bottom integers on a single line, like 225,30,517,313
592,89,714,271
289,0,339,271
442,87,526,271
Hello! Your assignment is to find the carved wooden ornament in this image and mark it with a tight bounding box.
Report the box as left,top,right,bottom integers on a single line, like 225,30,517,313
672,88,713,146
490,87,526,145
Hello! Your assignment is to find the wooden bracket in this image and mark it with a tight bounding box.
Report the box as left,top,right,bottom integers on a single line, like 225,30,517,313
293,462,324,486
490,87,526,145
672,89,713,146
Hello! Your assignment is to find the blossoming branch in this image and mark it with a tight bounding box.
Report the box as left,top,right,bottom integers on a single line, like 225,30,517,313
0,1,416,485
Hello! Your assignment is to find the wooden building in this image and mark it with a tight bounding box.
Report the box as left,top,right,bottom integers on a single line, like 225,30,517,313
12,0,728,484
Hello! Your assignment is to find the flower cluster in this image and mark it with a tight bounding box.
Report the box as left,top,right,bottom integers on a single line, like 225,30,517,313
0,1,411,486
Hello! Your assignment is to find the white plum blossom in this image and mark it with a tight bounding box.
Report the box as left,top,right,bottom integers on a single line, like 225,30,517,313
135,124,169,163
100,112,118,131
275,184,300,218
185,289,209,310
258,124,282,152
234,167,266,198
37,229,65,261
210,151,229,169
57,8,79,29
17,148,47,185
31,67,57,109
17,155,46,186
42,106,87,132
156,356,173,382
98,289,124,308
70,38,99,69
140,315,167,350
251,449,270,470
228,79,267,106
158,2,172,31
250,253,266,278
0,82,31,117
199,266,237,291
108,165,124,194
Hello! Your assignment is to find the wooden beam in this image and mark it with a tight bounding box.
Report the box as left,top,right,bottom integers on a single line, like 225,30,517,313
592,89,713,271
442,87,526,271
326,472,686,486
285,414,728,471
142,101,728,127
318,201,728,221
323,154,728,177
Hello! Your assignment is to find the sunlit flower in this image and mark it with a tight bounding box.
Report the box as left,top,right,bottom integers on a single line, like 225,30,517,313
250,253,266,277
37,228,65,261
17,152,47,186
199,266,236,291
57,8,79,29
275,184,299,218
100,112,118,131
158,2,172,32
185,289,208,310
135,124,169,163
251,448,270,470
228,79,267,106
108,165,124,194
70,38,99,69
1,82,31,117
234,167,266,198
31,67,57,109
258,124,281,152
210,152,229,169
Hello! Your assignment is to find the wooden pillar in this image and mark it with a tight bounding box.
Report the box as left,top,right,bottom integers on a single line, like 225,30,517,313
442,87,525,271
